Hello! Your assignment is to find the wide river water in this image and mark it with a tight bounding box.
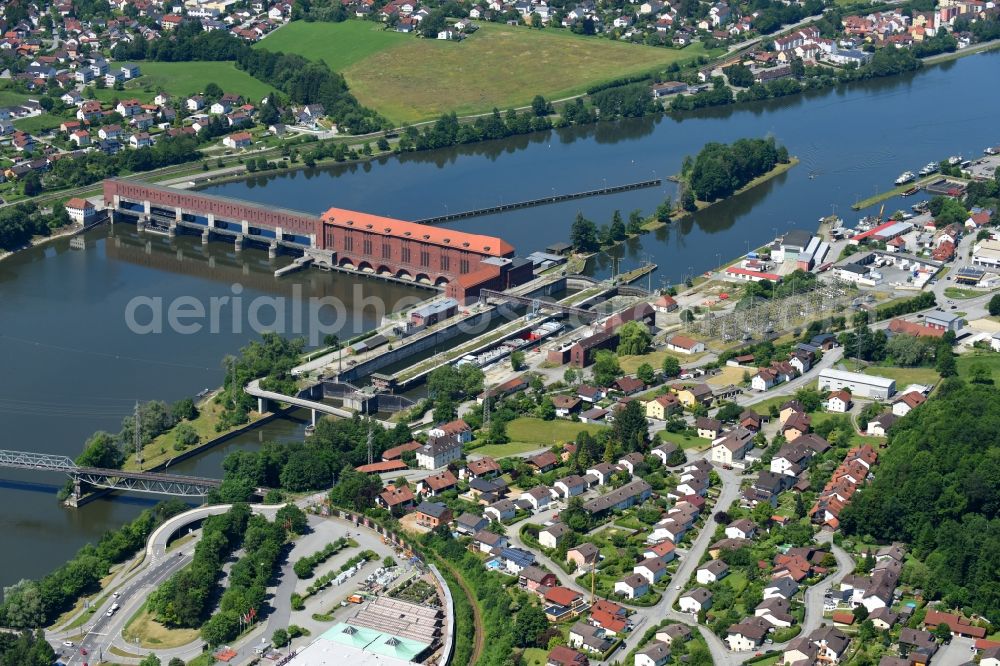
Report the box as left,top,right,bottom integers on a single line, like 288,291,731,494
1,52,998,588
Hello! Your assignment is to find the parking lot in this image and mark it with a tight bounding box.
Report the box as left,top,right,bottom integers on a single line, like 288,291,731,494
966,153,1000,181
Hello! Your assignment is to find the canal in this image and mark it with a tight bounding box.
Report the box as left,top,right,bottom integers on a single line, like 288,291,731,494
0,52,998,588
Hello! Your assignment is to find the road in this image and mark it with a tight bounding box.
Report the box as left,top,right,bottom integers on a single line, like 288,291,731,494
52,503,285,665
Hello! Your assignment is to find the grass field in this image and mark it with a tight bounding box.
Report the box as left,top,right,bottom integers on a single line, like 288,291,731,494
943,286,984,299
256,20,410,71
522,648,549,666
0,88,31,106
93,61,274,105
123,603,201,649
472,417,606,458
862,365,940,387
657,428,706,450
264,21,711,123
957,352,1000,384
619,349,701,374
13,113,65,133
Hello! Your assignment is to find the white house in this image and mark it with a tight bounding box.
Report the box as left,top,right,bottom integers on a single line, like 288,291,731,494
615,574,650,599
696,559,729,585
678,588,712,614
415,437,462,470
635,641,671,666
725,519,756,541
825,390,852,413
554,475,587,498
634,558,668,584
484,499,516,522
666,335,705,355
520,487,552,511
539,522,569,549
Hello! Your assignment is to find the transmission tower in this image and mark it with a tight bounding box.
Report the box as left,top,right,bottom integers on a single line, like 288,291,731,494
366,423,374,466
134,401,142,471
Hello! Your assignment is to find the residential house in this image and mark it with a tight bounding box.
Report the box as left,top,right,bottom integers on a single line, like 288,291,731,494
555,475,588,499
825,390,853,413
568,622,612,654
577,385,606,403
415,436,463,470
763,577,799,600
454,512,487,535
613,376,645,396
585,462,618,486
485,499,517,522
635,642,671,666
892,391,925,417
756,598,794,629
617,452,645,475
711,428,755,466
471,529,507,554
666,335,705,355
655,624,692,646
520,487,553,511
615,574,650,600
223,132,252,149
567,543,600,570
547,645,589,666
414,501,452,529
696,559,729,585
634,557,668,584
727,617,771,652
519,565,558,592
650,442,680,466
428,419,473,444
696,417,722,440
643,541,676,563
417,469,458,496
679,588,713,614
725,519,756,540
375,484,415,513
464,456,501,479
130,132,152,148
64,197,97,225
866,413,898,437
539,522,570,549
499,547,536,574
528,451,559,472
553,395,582,417
676,384,714,408
646,394,682,420
583,480,652,516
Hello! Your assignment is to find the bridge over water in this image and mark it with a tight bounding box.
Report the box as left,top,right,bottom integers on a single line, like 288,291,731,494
0,449,225,505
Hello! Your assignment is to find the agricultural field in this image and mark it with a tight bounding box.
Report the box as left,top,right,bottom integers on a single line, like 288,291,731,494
93,61,274,105
861,365,940,387
255,20,410,71
0,88,31,107
259,20,712,123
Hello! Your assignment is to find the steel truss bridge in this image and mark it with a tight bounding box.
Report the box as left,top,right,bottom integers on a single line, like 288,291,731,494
0,449,223,498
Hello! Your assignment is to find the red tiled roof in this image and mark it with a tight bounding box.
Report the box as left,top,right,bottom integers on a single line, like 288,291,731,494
544,586,582,606
356,460,407,473
322,207,514,257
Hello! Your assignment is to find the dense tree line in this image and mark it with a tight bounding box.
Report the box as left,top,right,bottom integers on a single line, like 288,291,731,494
872,291,935,321
217,333,305,429
589,83,659,119
215,416,413,502
683,137,788,202
42,135,202,192
112,19,384,133
0,203,68,252
0,630,56,666
840,381,1000,623
148,504,252,627
74,397,199,471
0,501,188,628
201,510,300,645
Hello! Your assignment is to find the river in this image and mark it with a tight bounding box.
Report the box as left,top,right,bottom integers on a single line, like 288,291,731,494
0,52,997,589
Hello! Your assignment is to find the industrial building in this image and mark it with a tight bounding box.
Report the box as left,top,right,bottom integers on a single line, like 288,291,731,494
817,369,896,400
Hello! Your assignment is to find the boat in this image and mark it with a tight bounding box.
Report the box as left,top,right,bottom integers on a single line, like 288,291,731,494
895,171,916,186
948,155,962,166
918,162,938,177
901,187,919,197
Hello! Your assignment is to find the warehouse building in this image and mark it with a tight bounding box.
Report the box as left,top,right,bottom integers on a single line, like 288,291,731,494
818,369,896,400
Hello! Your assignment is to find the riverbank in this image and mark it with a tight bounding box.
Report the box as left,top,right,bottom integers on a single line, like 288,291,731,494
690,157,799,213
851,172,971,210
0,221,81,264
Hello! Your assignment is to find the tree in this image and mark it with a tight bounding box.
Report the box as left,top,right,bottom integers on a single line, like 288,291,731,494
715,401,742,422
510,350,525,371
636,362,655,385
168,660,185,666
204,82,223,99
969,363,993,385
139,656,162,666
592,350,622,387
22,172,42,197
935,343,957,377
174,423,199,450
0,581,46,628
617,321,651,356
570,213,599,252
563,368,578,385
662,356,681,378
329,469,381,511
536,396,556,421
275,504,308,534
512,604,549,647
76,431,125,469
933,622,953,643
989,294,1000,316
611,400,649,451
272,627,290,647
530,95,551,117
171,397,198,421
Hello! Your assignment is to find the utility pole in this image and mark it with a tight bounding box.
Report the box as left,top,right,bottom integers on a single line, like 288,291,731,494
366,423,374,466
483,391,491,430
134,401,142,471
